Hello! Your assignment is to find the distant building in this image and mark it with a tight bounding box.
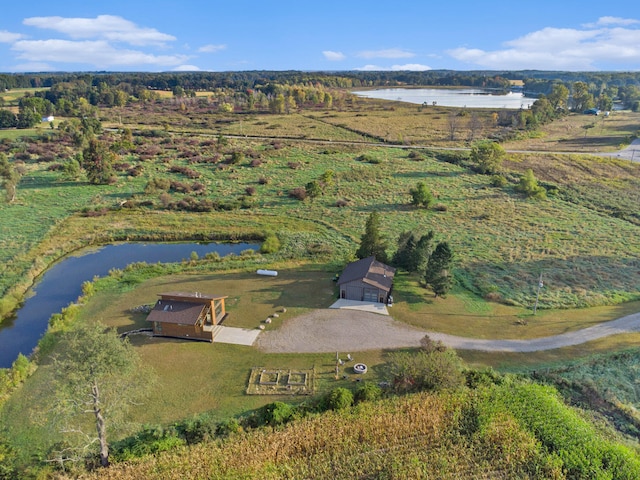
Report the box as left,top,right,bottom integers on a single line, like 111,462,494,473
41,115,55,122
146,291,227,342
337,256,395,304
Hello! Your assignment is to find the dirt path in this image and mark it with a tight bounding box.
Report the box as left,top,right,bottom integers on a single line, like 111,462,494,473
256,309,640,353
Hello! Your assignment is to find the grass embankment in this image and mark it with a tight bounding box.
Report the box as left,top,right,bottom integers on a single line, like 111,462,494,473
79,382,640,480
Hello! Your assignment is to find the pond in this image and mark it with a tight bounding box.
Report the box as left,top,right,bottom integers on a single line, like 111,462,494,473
0,242,259,368
352,88,537,109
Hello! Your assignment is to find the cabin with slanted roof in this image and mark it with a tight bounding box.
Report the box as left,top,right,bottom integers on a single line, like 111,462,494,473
337,256,395,304
146,292,227,342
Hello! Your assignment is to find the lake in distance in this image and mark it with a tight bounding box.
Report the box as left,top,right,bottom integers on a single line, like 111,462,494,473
352,88,537,109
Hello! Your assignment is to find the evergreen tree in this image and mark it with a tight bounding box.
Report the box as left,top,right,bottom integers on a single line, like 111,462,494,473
409,182,434,208
392,231,416,270
411,231,434,273
82,138,116,185
424,241,454,297
516,169,546,200
356,211,388,263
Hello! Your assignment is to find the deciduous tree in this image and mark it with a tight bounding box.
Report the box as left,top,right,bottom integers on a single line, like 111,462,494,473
50,322,148,468
0,154,20,203
470,141,505,175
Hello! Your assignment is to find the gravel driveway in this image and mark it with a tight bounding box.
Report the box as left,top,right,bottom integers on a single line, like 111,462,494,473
256,309,640,353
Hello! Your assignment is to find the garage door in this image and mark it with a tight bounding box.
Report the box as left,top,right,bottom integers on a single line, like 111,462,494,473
346,286,363,301
363,289,378,302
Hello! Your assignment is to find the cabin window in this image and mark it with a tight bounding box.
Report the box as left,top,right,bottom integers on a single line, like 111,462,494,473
155,321,162,333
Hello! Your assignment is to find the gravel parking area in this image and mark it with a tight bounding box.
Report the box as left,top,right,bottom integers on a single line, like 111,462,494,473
256,309,425,353
256,309,640,353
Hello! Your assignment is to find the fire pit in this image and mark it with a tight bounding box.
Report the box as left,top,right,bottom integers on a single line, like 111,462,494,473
353,363,367,374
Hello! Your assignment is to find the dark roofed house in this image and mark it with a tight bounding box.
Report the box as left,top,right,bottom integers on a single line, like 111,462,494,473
146,292,227,342
337,256,395,304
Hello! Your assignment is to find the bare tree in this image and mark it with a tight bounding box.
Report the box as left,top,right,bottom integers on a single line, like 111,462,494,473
467,112,482,142
448,111,460,140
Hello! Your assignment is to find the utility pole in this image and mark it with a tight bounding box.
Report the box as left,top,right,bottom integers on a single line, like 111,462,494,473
533,272,543,315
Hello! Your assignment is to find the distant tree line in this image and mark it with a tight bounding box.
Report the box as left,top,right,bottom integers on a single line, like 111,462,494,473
4,70,640,97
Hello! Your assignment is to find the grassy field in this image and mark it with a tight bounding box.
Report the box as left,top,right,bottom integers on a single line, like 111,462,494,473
1,93,640,475
1,120,639,321
502,110,640,152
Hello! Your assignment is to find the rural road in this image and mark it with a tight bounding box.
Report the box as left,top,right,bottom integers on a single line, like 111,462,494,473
599,138,640,162
256,309,640,353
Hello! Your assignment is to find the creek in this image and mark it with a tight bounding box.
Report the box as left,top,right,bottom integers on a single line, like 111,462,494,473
0,242,259,368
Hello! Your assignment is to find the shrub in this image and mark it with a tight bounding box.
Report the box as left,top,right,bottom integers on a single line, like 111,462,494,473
258,176,269,185
228,151,245,164
144,177,171,194
111,425,185,462
259,402,296,426
325,387,354,410
216,418,242,437
287,161,302,170
260,233,281,254
516,169,547,200
433,203,448,212
355,383,382,403
204,251,221,261
169,165,201,178
335,199,350,208
409,182,434,208
407,151,425,161
175,415,218,444
250,158,263,167
490,175,508,187
289,187,307,201
245,186,256,196
386,349,464,393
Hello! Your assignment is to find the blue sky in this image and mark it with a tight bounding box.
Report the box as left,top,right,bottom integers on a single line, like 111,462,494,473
1,0,639,72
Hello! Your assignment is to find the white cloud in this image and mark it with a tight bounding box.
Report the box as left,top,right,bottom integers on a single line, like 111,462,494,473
173,64,201,71
356,64,383,71
584,16,640,28
23,15,175,46
12,39,189,68
391,63,431,71
199,44,226,53
9,62,55,72
448,19,640,70
357,48,414,59
356,63,430,71
323,50,346,61
0,30,24,43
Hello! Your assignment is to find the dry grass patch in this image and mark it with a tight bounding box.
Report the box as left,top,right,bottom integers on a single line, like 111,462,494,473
502,110,640,153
